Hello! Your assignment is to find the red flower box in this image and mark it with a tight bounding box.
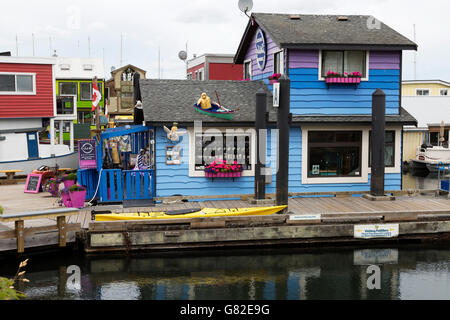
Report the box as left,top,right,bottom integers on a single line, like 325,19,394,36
325,77,361,84
205,172,242,178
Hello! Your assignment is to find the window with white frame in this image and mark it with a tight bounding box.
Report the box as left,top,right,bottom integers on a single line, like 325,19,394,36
274,50,284,75
307,131,362,178
321,50,367,78
440,89,448,96
0,73,35,94
368,130,396,168
194,131,252,171
243,60,252,80
416,89,430,96
189,129,256,177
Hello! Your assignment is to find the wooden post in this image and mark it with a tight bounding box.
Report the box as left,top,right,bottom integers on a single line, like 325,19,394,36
15,220,24,253
255,88,267,200
57,216,67,247
371,89,386,197
276,75,291,206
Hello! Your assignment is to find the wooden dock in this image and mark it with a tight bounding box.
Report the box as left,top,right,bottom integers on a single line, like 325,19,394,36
2,182,450,255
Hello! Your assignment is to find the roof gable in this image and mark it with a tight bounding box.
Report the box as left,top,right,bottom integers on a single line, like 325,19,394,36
235,13,417,64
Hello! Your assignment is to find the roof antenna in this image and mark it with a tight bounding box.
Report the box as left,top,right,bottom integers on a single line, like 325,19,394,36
238,0,253,19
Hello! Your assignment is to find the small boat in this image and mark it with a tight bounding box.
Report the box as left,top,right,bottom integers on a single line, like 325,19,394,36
193,102,235,120
411,144,450,172
94,205,287,221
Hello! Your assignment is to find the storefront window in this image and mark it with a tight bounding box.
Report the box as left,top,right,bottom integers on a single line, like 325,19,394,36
194,132,252,171
308,131,362,177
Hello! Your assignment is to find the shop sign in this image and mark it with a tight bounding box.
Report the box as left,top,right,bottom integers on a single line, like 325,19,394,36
255,28,267,71
78,139,97,169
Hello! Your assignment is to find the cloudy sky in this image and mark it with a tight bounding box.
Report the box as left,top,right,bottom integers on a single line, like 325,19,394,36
1,0,448,80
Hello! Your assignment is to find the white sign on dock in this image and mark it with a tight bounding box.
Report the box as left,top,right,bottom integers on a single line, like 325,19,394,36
289,214,321,221
354,224,399,239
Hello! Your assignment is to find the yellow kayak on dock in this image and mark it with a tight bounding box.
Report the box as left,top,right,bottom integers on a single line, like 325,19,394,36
94,205,287,221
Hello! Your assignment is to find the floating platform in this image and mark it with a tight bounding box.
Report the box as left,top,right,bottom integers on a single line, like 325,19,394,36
2,183,450,256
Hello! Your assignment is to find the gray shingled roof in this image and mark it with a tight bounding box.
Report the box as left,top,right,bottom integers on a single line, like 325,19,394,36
140,79,417,126
140,79,274,124
280,106,417,126
235,13,417,63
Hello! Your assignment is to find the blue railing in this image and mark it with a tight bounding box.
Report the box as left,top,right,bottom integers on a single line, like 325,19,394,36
77,169,99,201
123,170,154,200
95,169,155,203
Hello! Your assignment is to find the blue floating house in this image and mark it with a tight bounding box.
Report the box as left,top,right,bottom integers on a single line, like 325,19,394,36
84,13,419,204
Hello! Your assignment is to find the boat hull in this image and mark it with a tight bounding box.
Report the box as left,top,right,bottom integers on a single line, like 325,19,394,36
95,205,288,221
193,103,234,120
0,152,79,175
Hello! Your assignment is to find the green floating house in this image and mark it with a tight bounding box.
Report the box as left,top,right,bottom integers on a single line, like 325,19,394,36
54,57,105,141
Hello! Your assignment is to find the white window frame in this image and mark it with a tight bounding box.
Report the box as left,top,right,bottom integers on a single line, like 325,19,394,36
416,88,430,96
0,72,36,95
301,125,401,185
318,50,369,81
302,126,369,184
188,127,256,178
273,49,285,75
243,59,252,80
198,68,204,81
367,128,402,174
440,89,449,96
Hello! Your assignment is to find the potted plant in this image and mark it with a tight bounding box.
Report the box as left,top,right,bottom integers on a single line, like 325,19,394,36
268,73,281,84
43,178,61,197
0,206,3,215
62,172,77,189
68,185,87,208
59,187,72,208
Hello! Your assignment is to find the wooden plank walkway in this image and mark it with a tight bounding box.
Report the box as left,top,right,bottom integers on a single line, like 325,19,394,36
3,182,450,253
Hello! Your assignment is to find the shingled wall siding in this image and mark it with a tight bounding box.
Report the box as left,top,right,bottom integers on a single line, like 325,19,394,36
288,50,401,115
154,126,401,199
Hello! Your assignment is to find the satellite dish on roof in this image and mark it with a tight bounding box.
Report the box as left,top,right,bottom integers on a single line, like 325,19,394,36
178,50,187,61
238,0,253,17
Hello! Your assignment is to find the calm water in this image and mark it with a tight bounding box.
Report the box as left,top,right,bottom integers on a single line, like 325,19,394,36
1,246,449,300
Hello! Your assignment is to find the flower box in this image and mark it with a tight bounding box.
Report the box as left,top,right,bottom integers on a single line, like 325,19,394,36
205,172,242,178
325,77,361,84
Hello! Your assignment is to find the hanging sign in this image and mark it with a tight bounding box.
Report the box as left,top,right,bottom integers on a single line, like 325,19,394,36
273,82,280,107
78,139,97,169
354,224,399,239
255,28,267,71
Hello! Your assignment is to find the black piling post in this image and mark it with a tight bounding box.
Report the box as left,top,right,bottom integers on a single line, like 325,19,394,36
255,88,267,200
276,75,290,206
371,89,386,197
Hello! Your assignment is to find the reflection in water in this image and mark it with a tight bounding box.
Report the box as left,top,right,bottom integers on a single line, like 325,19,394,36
1,247,449,300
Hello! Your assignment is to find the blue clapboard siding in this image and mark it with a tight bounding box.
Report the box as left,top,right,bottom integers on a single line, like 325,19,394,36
289,68,400,115
265,127,401,194
155,127,256,198
154,126,401,199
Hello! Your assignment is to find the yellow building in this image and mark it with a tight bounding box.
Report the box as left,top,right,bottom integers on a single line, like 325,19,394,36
402,80,450,96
